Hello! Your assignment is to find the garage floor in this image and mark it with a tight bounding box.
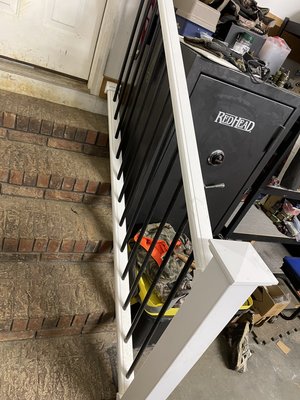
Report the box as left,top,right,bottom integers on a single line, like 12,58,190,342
168,333,300,400
169,242,300,400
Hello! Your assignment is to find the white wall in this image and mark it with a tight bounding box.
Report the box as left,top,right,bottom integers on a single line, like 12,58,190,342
104,0,140,79
259,0,300,22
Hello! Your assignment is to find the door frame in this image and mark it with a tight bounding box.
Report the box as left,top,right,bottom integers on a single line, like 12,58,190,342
88,0,122,95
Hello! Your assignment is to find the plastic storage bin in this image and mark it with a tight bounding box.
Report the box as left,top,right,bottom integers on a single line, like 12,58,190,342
174,0,220,38
258,36,291,75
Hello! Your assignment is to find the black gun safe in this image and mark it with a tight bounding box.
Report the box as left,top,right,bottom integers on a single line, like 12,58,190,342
122,37,300,237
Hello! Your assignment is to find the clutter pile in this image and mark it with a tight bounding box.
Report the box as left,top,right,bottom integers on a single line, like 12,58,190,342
175,1,293,88
261,196,300,240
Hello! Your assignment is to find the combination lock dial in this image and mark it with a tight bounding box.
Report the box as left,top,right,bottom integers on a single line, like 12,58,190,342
207,150,225,166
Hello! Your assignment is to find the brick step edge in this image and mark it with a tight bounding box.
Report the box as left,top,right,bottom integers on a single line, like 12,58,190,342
0,171,111,203
0,313,114,342
0,238,113,256
0,120,109,158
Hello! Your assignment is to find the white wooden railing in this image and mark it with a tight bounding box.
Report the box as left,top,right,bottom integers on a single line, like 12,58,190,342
106,1,277,399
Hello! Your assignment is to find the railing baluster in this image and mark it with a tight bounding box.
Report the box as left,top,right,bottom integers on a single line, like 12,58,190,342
126,252,195,378
124,214,188,342
117,34,166,166
113,0,146,102
119,107,174,226
123,179,183,310
121,126,178,255
114,1,158,123
115,27,163,155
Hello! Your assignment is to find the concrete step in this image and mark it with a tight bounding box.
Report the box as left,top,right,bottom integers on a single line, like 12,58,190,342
0,260,114,342
0,195,112,261
0,89,109,158
0,139,111,203
0,328,117,399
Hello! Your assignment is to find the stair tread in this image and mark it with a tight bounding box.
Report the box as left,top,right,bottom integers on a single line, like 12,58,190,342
0,261,114,320
0,138,110,182
0,329,116,400
0,195,112,240
0,89,108,133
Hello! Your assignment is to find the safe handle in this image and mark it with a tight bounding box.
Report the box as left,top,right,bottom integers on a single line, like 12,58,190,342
264,124,286,153
204,183,226,189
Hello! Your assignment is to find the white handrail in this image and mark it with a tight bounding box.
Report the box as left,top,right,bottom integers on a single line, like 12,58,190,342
158,0,213,270
105,82,134,398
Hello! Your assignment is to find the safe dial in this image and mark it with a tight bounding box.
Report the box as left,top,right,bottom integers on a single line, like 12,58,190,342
207,150,225,166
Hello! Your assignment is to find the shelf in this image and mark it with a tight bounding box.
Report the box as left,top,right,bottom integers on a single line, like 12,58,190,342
230,206,299,244
260,185,300,202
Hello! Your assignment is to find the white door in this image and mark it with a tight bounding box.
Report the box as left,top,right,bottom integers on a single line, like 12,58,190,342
0,0,106,79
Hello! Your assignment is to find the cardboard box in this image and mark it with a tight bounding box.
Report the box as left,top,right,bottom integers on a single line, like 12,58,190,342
252,285,290,317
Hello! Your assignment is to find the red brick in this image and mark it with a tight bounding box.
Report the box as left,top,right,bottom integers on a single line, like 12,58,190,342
12,319,28,331
73,179,88,192
49,175,63,189
9,170,23,185
60,239,75,253
52,123,65,138
41,253,83,261
3,238,19,252
82,325,106,334
100,312,115,323
16,115,29,131
47,239,61,253
86,181,99,194
0,127,7,138
98,240,113,253
28,118,41,133
75,129,87,143
0,331,35,342
40,120,53,135
96,132,109,147
42,317,59,329
23,173,37,186
48,137,82,152
73,240,87,253
57,316,73,329
85,240,100,253
83,194,98,204
1,184,44,199
33,239,48,252
45,189,83,202
0,320,12,332
83,144,108,157
98,182,111,196
0,169,9,182
63,126,76,140
36,327,82,338
85,130,98,144
37,174,50,188
27,318,44,331
86,313,102,325
62,177,75,191
8,129,47,146
71,314,88,328
18,238,34,252
3,112,16,129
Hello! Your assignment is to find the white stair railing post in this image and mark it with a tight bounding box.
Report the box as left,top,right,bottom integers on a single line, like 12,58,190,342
106,82,134,398
121,240,277,400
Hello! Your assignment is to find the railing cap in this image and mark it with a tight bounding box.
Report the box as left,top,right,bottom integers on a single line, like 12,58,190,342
209,239,278,286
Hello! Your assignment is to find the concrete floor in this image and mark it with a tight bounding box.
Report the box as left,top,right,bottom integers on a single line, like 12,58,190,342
168,242,300,400
168,333,300,400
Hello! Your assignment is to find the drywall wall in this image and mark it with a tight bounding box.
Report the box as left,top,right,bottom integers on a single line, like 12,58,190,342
104,0,140,79
260,0,300,22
